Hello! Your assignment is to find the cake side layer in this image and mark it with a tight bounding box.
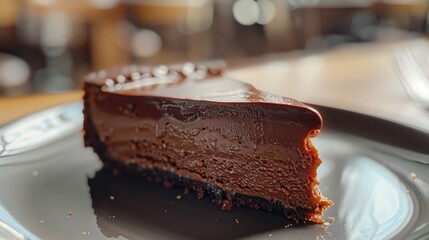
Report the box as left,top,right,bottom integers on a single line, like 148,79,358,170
83,82,333,223
84,102,326,224
85,119,331,224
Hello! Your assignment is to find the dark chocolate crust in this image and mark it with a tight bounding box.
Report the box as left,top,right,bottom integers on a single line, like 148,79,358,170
104,161,315,224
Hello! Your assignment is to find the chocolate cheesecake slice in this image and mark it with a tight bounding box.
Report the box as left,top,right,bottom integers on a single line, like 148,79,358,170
83,62,333,223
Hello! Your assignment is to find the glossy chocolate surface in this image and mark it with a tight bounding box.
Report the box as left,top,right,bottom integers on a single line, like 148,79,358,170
83,62,331,223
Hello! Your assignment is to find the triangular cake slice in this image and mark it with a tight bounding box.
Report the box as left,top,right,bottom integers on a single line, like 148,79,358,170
83,62,333,223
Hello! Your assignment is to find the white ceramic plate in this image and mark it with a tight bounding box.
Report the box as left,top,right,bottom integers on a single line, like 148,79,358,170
0,102,428,240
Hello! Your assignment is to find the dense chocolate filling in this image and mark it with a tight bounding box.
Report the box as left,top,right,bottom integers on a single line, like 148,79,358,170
83,63,332,223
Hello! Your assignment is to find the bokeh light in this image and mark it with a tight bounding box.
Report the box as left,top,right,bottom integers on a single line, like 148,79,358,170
233,0,260,26
0,54,30,88
256,0,276,25
131,29,162,58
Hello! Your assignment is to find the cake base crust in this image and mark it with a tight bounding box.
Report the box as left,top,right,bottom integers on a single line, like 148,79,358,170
100,158,317,224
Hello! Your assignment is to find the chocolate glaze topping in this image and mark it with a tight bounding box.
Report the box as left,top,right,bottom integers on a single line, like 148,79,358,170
83,61,332,223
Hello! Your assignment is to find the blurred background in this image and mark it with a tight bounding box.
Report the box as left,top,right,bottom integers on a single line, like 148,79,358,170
0,0,428,96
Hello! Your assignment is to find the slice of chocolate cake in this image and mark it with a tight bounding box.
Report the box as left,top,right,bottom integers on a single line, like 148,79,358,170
83,62,333,223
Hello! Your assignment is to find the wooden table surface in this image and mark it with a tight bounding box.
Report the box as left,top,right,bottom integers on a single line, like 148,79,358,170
0,91,82,125
1,39,429,131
